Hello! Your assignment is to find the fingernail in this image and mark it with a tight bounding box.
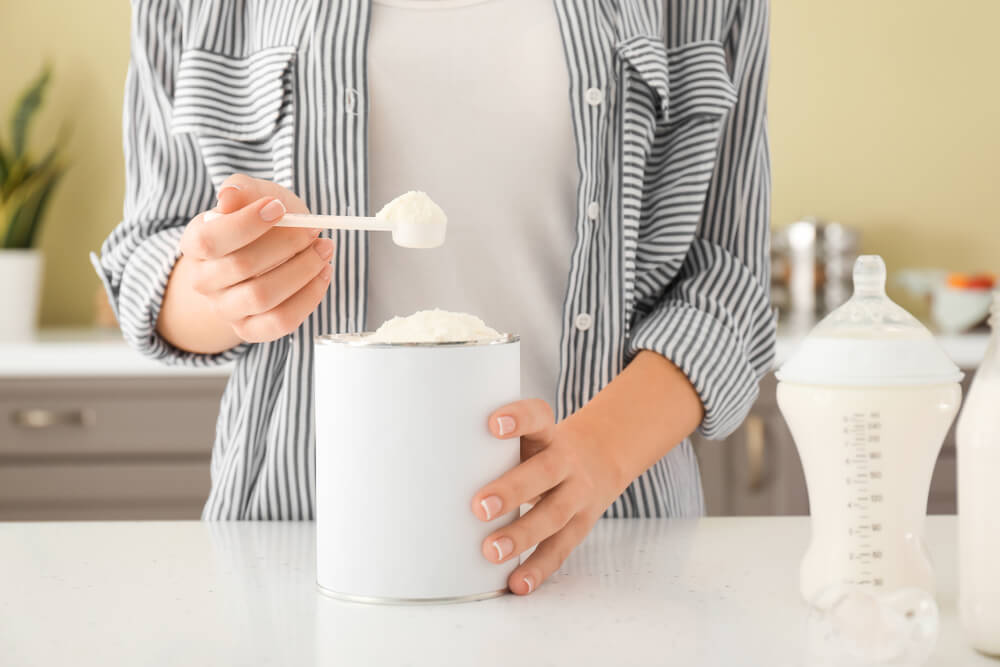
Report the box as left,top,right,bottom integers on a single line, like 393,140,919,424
320,264,333,280
522,575,535,594
491,537,513,562
479,495,502,521
313,238,335,260
204,211,221,222
260,199,286,222
497,416,516,436
217,184,241,199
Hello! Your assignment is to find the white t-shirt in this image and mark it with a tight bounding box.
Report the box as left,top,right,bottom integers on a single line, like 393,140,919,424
367,0,578,405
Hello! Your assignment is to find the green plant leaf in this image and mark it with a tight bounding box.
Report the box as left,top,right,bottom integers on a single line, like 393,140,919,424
22,143,60,186
2,165,62,249
2,155,30,201
3,123,68,202
9,66,51,159
0,143,9,187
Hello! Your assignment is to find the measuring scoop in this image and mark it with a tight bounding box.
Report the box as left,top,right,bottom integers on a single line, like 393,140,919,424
275,191,447,249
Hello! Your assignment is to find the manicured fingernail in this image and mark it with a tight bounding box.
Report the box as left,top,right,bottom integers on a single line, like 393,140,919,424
522,575,535,594
497,416,516,436
204,211,221,222
313,238,335,260
491,537,513,562
260,199,286,222
479,495,502,521
217,184,241,199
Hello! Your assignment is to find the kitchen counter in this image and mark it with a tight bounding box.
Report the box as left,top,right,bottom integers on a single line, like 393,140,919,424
0,517,993,666
0,328,231,378
0,328,990,378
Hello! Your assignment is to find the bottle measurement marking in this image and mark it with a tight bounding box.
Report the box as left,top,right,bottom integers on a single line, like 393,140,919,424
843,411,885,588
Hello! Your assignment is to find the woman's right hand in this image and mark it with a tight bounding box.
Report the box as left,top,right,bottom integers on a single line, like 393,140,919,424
160,175,334,351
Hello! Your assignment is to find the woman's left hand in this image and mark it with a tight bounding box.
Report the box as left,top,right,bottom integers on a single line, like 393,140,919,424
471,399,629,595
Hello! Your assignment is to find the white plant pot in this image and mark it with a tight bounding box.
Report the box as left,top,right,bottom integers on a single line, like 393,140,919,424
0,249,43,341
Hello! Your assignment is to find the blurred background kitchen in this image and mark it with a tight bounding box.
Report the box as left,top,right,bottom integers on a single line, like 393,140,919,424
0,1,996,520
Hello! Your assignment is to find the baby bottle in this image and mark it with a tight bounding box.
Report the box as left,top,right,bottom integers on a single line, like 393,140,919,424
957,290,1000,655
776,255,963,602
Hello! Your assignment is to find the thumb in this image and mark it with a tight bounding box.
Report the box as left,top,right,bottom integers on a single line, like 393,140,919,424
216,184,251,215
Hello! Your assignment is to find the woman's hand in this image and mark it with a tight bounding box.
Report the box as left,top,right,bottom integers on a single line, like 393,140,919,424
471,399,630,595
161,174,334,350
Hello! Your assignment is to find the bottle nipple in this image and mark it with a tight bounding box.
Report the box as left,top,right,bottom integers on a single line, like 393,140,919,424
853,255,887,298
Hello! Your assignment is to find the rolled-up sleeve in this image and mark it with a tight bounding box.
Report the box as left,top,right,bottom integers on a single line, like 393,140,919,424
92,0,247,366
628,0,776,439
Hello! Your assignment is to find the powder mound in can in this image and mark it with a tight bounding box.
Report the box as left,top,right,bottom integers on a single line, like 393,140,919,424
367,309,501,344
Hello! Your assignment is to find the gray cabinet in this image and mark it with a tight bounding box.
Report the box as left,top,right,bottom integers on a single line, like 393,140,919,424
0,377,227,520
0,370,968,520
692,374,967,516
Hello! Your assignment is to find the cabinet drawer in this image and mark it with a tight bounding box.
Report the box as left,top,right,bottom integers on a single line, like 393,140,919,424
0,378,226,459
0,460,209,505
0,501,205,521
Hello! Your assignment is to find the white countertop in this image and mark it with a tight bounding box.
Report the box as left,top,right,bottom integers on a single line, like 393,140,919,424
0,328,231,378
0,517,993,666
0,328,991,378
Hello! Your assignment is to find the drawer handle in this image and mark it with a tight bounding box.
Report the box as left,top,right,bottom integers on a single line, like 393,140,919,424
10,408,97,429
745,415,766,492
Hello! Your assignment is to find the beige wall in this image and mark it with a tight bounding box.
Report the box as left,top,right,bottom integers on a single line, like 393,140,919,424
1,1,996,326
770,1,1000,272
0,2,131,326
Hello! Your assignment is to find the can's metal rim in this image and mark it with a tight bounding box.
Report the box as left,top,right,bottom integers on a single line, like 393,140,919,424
315,332,520,348
317,585,508,605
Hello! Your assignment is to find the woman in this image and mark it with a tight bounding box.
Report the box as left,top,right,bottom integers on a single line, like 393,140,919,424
94,0,774,596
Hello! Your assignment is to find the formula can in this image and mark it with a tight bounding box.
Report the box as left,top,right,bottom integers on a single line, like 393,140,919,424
314,333,520,603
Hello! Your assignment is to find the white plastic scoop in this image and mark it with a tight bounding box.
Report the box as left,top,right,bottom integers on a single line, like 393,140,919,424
276,190,447,249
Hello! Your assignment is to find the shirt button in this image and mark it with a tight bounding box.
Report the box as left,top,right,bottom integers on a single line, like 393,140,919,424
587,202,600,220
585,87,604,106
575,313,593,332
344,88,359,114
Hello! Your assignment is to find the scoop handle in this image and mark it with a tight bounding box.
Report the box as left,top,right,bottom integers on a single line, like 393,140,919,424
277,213,392,232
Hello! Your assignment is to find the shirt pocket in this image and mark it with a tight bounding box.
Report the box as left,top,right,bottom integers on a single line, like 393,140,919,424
616,35,738,152
615,35,739,322
171,47,298,188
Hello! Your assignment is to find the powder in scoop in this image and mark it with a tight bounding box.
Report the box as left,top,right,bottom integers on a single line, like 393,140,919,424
367,309,501,344
375,191,447,228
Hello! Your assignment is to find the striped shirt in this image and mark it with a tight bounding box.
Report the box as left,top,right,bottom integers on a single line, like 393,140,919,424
93,0,775,520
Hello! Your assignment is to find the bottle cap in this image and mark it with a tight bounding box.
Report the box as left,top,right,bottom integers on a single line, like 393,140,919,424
777,256,963,386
